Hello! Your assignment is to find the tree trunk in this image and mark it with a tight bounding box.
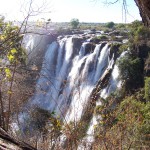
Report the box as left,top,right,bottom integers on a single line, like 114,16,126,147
134,0,150,27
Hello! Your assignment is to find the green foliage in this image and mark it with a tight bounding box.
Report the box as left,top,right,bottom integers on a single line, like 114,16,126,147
118,43,129,54
105,21,115,28
92,20,150,149
145,77,150,102
116,97,150,148
70,18,79,29
128,20,150,45
0,16,27,131
94,91,150,149
117,55,143,90
0,17,26,65
97,35,108,40
116,23,126,29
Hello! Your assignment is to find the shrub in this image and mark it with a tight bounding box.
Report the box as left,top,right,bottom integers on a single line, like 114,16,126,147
145,77,150,102
94,95,150,149
97,35,108,40
129,20,150,45
117,55,143,90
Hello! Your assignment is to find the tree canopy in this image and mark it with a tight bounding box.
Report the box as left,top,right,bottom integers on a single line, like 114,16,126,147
70,18,79,29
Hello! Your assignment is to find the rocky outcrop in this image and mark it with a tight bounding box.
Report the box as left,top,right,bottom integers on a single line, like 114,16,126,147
0,128,36,150
134,0,150,27
84,42,96,54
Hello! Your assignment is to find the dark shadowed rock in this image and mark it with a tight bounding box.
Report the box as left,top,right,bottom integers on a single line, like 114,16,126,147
109,43,122,61
72,37,84,55
84,42,96,54
89,37,101,44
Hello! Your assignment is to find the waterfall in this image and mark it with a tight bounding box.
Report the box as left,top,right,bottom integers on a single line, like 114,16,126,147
29,36,117,122
19,33,125,147
80,51,128,148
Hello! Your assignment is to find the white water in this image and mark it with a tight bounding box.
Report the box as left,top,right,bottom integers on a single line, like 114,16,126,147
30,37,113,122
28,35,124,122
20,34,126,147
84,51,127,146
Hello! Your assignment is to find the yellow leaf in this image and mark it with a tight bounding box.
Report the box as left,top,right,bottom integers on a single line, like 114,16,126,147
5,68,11,78
7,54,14,61
10,48,17,54
7,90,12,94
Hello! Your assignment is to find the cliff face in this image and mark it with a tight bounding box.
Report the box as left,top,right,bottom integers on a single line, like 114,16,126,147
134,0,150,27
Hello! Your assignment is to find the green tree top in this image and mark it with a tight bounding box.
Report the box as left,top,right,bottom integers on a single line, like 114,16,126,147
106,21,115,28
70,18,79,29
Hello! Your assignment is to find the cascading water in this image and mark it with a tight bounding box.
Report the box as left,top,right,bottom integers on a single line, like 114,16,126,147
80,51,127,147
30,36,117,122
21,33,125,148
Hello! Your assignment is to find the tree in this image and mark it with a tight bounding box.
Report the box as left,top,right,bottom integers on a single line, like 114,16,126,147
0,16,27,131
134,0,150,27
0,0,51,132
106,21,115,28
70,18,79,29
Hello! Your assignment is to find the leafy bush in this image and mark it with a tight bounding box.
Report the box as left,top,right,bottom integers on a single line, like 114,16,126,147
118,43,129,54
97,35,108,40
116,23,126,29
145,77,150,102
117,55,143,90
129,20,150,45
0,16,27,131
94,94,150,149
116,97,150,149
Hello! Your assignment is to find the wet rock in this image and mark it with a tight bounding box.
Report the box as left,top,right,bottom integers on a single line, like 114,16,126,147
72,37,84,54
84,42,96,54
100,68,112,88
109,43,122,60
72,30,84,34
89,37,101,44
57,35,64,40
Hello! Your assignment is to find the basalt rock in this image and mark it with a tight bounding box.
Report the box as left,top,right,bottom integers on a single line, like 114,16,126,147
84,42,96,54
109,43,122,61
72,37,83,50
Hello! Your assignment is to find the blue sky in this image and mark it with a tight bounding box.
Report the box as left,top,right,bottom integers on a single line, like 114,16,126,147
0,0,141,23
